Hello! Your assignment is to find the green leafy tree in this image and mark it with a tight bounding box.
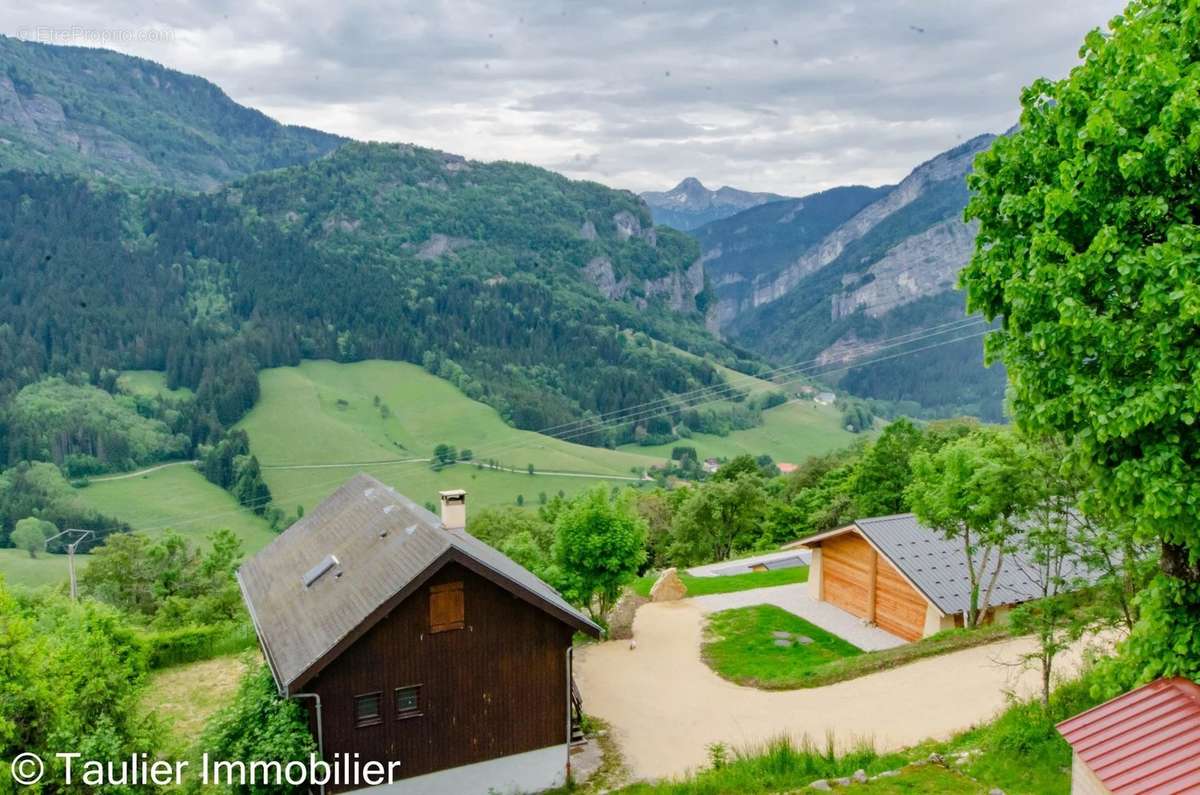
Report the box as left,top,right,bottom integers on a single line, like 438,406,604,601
232,455,272,515
906,430,1031,627
961,0,1200,683
0,583,161,794
849,418,924,517
431,443,457,470
710,454,759,482
202,664,316,794
670,475,766,564
553,487,647,621
11,516,55,558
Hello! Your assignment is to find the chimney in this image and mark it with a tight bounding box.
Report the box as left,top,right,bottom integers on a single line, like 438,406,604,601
438,489,467,530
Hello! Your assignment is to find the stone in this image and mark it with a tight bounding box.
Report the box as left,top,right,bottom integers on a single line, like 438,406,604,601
852,769,868,783
809,780,831,791
988,790,1005,795
833,778,851,787
874,770,900,778
773,639,794,648
795,635,814,645
927,752,944,765
649,568,688,602
772,631,793,639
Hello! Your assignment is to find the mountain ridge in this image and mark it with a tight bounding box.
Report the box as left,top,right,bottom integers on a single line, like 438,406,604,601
0,35,346,190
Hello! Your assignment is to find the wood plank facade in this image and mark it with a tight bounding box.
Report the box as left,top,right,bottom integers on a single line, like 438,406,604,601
818,530,926,641
303,561,573,792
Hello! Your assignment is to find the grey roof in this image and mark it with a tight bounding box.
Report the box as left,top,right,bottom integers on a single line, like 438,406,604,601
238,474,600,694
826,513,1097,616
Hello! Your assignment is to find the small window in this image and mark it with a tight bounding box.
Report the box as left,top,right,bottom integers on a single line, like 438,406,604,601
395,685,422,719
354,692,382,727
429,581,464,633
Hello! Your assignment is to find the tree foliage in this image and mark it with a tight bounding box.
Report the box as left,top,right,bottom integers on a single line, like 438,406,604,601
961,0,1200,683
552,487,647,621
202,664,316,794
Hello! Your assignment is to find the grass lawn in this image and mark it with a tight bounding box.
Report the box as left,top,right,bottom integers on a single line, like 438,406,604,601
702,604,864,688
0,548,72,590
76,465,277,550
139,653,257,759
239,360,666,515
631,566,808,598
701,604,1010,690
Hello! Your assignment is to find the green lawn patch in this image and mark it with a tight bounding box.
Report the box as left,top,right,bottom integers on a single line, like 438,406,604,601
0,548,72,590
701,604,1009,690
630,566,808,598
702,604,863,688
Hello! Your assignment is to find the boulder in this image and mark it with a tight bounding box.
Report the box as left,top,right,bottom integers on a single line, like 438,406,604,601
853,769,868,783
650,568,688,602
809,780,831,791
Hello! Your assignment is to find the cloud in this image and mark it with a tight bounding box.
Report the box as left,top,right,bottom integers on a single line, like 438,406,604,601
3,0,1127,194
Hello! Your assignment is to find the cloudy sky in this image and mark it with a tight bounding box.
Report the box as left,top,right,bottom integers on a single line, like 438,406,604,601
7,0,1126,194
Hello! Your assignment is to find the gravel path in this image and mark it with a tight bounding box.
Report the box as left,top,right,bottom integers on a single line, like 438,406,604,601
575,599,1101,782
691,583,906,651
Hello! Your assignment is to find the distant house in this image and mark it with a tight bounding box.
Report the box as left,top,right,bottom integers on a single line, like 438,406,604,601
777,462,798,475
814,391,836,405
789,513,1092,642
702,457,721,474
1057,677,1200,794
238,475,601,794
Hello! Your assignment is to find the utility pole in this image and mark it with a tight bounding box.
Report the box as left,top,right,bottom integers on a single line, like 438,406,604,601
44,528,93,601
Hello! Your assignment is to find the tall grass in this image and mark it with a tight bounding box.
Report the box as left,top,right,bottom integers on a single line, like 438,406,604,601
620,734,914,794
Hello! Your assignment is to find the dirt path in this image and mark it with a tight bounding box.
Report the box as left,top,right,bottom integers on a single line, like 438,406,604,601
575,599,1100,782
90,460,197,482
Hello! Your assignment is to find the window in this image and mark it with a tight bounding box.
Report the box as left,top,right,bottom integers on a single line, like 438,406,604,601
354,692,382,727
429,581,464,633
395,685,422,719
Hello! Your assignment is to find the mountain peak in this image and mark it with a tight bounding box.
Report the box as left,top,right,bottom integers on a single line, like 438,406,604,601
641,179,791,231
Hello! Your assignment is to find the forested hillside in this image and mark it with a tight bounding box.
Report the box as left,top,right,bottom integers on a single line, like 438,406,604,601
0,35,345,190
699,135,1008,420
0,141,756,464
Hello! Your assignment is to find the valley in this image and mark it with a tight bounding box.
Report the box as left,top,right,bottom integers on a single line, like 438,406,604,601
2,358,856,589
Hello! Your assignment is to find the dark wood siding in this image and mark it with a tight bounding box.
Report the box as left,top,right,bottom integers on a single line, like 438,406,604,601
305,561,573,791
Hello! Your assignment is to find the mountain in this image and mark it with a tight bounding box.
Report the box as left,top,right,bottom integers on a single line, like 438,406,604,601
0,36,345,190
0,141,755,455
640,177,789,230
701,134,1007,420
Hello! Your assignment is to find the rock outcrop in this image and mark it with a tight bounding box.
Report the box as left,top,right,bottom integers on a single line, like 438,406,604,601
649,568,688,602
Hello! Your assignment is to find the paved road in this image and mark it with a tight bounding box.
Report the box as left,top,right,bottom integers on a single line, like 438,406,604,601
691,583,905,651
576,599,1104,782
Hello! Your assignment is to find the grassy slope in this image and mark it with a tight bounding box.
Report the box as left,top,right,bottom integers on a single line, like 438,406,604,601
139,653,257,759
0,548,71,590
78,465,277,550
630,567,809,598
619,357,857,464
702,604,864,688
238,360,666,515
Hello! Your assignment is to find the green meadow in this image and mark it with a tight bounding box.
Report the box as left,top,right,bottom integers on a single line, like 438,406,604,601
237,360,666,516
619,359,857,465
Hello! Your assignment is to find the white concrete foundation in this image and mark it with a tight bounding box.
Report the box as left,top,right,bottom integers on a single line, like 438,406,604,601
346,744,569,795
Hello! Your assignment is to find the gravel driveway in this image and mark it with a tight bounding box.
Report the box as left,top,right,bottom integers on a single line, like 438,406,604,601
575,598,1100,782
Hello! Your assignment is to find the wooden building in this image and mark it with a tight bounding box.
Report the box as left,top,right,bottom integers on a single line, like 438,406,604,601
792,513,1088,641
1057,677,1200,793
238,475,601,794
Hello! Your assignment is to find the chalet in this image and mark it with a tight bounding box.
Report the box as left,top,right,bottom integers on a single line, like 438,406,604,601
790,513,1089,642
1057,677,1200,793
238,475,601,794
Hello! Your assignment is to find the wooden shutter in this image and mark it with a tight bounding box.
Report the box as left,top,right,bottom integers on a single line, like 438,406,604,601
429,581,464,633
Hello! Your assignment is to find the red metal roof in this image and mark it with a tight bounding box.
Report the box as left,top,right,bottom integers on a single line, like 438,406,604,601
1057,677,1200,794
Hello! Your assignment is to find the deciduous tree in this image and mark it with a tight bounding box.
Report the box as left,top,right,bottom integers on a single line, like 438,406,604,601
961,0,1200,682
